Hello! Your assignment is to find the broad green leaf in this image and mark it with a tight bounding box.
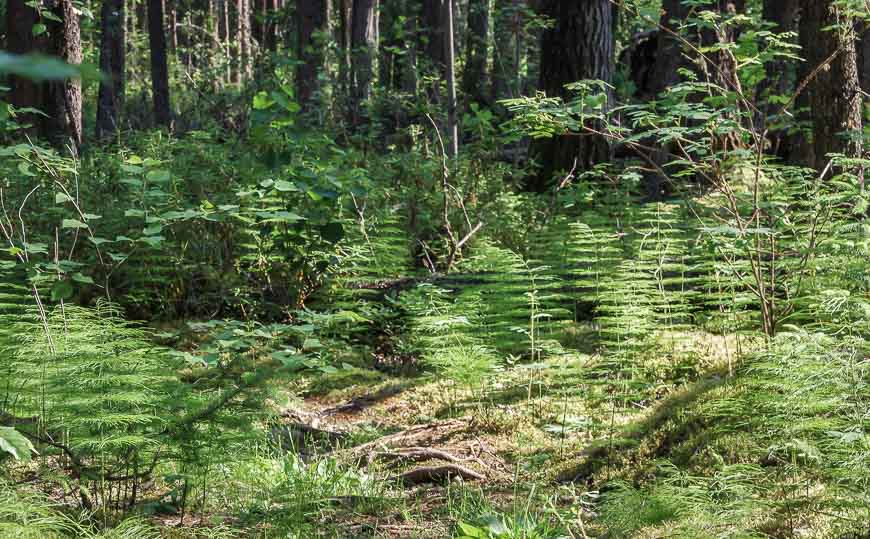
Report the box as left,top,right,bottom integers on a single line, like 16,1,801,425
50,280,74,301
62,219,88,229
0,427,35,461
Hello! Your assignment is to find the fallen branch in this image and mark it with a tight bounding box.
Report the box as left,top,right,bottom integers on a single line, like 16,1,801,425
393,464,485,486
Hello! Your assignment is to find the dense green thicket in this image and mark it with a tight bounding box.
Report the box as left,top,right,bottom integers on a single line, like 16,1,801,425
1,0,869,537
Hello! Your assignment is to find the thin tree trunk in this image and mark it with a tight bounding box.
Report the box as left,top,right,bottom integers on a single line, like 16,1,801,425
800,0,863,175
97,0,126,139
265,0,277,52
350,0,377,125
296,0,330,110
169,0,178,52
337,0,350,96
461,0,489,106
445,0,459,157
148,0,172,127
239,0,252,81
401,10,418,94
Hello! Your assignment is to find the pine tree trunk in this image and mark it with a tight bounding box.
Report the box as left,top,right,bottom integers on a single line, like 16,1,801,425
148,0,172,127
421,0,445,73
461,0,489,106
337,0,350,96
5,0,43,124
43,0,83,151
800,0,863,173
350,0,376,125
645,0,691,99
97,0,126,139
239,0,252,81
532,0,613,190
858,21,870,94
296,0,330,109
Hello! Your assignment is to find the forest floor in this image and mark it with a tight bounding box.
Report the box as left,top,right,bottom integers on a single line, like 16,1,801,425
253,332,736,538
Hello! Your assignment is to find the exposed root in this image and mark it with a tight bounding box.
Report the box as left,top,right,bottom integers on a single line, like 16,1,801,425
368,446,463,466
351,419,467,456
393,464,485,486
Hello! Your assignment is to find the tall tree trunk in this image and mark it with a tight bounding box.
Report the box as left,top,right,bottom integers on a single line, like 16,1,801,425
461,0,489,106
400,10,418,94
238,0,252,81
858,21,870,94
492,0,523,101
148,0,172,127
169,0,178,53
698,1,744,94
5,0,43,124
296,0,330,110
532,0,613,191
350,0,376,125
645,0,692,99
421,0,445,73
43,0,83,151
445,0,459,157
337,0,350,96
97,0,126,140
800,0,863,174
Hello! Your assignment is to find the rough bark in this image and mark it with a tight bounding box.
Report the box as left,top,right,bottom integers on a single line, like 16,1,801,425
350,0,377,124
148,0,172,127
46,0,83,151
800,0,863,173
532,0,613,190
97,0,126,140
238,0,252,81
461,0,489,106
296,0,330,110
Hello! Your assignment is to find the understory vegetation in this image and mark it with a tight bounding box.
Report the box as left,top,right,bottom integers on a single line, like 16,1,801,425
2,0,870,537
